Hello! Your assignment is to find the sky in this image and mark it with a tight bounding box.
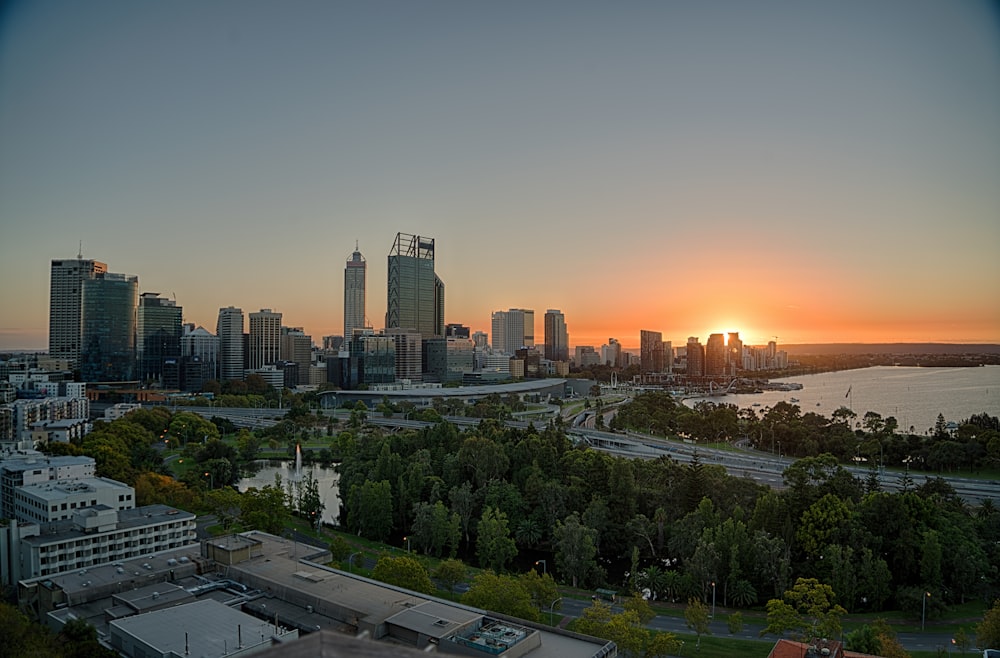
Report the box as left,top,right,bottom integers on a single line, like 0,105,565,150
1,0,998,351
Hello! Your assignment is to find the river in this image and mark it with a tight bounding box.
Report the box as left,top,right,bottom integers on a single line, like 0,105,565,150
685,365,1000,434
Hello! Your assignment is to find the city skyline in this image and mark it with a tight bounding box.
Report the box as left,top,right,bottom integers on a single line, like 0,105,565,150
2,2,998,350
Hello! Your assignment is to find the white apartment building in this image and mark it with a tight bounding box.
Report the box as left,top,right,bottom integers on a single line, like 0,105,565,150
0,455,96,520
1,504,197,585
13,477,135,525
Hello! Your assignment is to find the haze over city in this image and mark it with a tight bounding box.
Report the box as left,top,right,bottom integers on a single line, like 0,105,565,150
1,1,998,350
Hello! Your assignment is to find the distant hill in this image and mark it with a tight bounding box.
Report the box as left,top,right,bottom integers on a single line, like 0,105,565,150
782,343,1000,355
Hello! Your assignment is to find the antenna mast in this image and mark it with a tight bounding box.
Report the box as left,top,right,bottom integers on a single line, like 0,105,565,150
78,241,83,259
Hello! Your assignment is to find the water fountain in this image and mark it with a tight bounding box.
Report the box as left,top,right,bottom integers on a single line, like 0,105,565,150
293,443,302,481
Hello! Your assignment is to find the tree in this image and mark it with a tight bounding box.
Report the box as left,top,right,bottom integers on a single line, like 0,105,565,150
646,631,684,658
461,571,540,621
519,569,559,612
684,597,711,650
295,470,324,528
372,555,435,594
433,558,467,596
574,600,649,657
761,578,847,641
240,484,288,534
204,487,243,530
978,599,1000,650
352,479,394,541
728,611,744,635
476,506,517,572
553,512,598,588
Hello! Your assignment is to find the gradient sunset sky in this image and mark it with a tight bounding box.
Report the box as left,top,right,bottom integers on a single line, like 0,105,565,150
1,1,998,350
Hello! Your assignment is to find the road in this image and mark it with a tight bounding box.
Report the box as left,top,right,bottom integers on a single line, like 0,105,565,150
169,404,999,504
556,596,963,653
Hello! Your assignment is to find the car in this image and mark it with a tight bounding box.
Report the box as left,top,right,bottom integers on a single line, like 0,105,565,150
984,650,1000,658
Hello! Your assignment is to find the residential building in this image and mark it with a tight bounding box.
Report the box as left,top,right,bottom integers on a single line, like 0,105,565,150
248,309,282,370
0,455,96,520
601,338,622,367
386,233,444,339
48,257,107,369
639,330,664,373
705,333,727,377
491,308,534,355
543,310,569,362
13,477,134,525
136,293,182,386
686,337,705,377
216,307,245,382
80,272,138,382
344,245,367,340
575,345,601,368
727,332,743,372
0,504,196,586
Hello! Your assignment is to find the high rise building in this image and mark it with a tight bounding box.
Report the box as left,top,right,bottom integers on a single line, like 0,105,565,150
491,308,534,355
686,336,705,378
386,233,444,338
248,309,282,370
727,332,742,372
705,333,727,377
216,307,245,382
640,330,664,373
344,245,366,339
80,272,138,382
601,338,622,368
180,324,219,390
49,257,107,368
136,293,182,385
280,326,312,386
445,323,470,338
543,310,569,362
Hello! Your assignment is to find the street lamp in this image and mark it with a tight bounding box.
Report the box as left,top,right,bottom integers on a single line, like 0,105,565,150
203,471,214,489
548,597,562,626
922,591,930,630
348,552,360,574
711,581,716,619
404,536,411,553
535,559,547,575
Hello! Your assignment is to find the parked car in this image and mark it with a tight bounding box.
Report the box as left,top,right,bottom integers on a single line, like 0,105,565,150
983,650,1000,658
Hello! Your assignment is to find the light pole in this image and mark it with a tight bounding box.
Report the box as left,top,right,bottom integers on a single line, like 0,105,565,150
548,597,562,626
535,560,547,575
922,591,930,630
404,536,411,553
203,471,214,489
348,552,360,573
711,581,716,619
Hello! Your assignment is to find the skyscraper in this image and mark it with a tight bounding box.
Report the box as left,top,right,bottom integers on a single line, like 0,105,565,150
136,293,182,385
249,309,282,370
386,233,444,338
280,326,312,386
686,336,705,378
491,309,534,355
344,245,366,340
216,307,245,382
705,333,727,377
49,257,107,368
640,330,664,373
543,310,569,362
80,272,138,382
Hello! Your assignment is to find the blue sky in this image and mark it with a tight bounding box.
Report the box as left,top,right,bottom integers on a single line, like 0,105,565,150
1,1,998,349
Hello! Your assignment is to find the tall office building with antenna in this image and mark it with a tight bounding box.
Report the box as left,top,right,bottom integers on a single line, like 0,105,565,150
49,252,107,368
344,244,366,340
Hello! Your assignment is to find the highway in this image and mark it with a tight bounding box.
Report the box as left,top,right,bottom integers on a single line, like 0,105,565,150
171,405,1000,505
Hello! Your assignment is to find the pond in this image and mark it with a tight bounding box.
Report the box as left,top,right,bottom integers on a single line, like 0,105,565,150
237,459,341,526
